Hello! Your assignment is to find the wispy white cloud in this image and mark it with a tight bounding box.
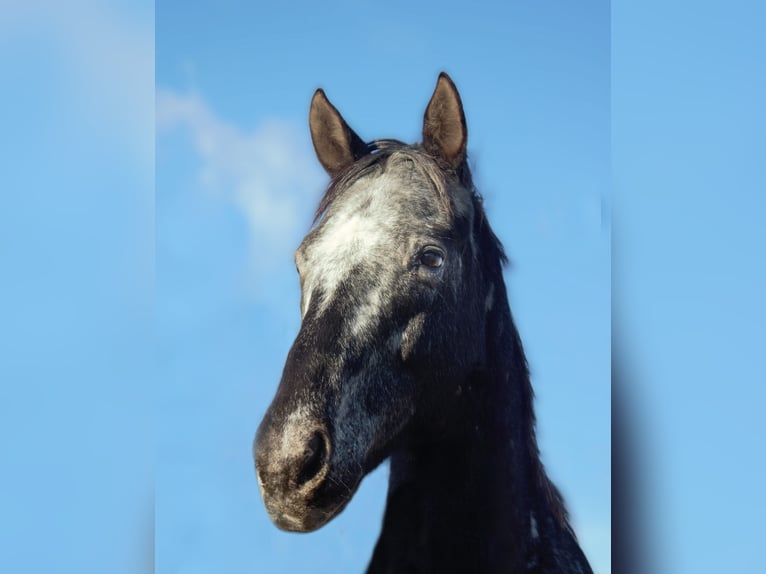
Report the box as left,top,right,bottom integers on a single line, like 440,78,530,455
156,89,325,272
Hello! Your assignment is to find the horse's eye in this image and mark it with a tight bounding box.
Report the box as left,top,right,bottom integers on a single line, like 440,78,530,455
419,249,444,269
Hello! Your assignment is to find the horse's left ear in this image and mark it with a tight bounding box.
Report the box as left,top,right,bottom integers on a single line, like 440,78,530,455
422,72,467,169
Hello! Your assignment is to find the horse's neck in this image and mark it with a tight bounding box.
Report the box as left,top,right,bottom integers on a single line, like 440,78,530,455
367,294,593,574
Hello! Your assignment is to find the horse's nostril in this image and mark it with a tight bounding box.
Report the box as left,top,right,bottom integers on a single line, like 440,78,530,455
295,431,329,489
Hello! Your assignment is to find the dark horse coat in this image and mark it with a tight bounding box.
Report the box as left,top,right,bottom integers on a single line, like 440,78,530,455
254,73,594,574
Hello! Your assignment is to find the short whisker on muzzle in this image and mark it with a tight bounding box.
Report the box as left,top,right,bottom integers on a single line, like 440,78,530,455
325,473,352,494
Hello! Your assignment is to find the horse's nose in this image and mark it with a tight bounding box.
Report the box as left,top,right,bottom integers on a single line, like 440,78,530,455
254,420,331,498
294,430,330,489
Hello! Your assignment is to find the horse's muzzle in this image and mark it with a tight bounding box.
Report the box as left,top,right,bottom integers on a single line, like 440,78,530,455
253,411,346,532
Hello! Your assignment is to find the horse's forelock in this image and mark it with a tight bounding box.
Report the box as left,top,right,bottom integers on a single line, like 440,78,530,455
313,140,469,226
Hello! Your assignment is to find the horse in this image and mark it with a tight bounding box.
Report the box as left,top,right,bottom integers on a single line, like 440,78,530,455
253,72,594,574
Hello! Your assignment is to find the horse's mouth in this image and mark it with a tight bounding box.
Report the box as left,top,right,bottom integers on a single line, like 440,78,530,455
258,462,360,532
261,476,357,532
268,497,351,533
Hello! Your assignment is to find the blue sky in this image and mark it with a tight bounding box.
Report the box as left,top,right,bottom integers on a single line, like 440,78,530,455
157,1,610,573
2,1,765,574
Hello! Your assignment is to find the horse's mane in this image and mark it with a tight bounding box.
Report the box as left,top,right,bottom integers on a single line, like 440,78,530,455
314,140,472,225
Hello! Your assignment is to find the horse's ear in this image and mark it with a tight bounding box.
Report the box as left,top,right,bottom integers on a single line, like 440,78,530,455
422,72,467,169
309,89,368,177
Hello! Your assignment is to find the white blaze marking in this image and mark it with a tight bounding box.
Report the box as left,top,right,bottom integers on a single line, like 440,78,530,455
277,513,303,527
485,283,495,312
351,288,384,337
301,288,312,318
256,470,266,498
401,313,426,361
302,174,395,316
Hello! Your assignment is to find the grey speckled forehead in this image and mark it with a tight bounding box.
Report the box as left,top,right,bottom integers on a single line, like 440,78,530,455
295,145,475,319
298,146,475,267
312,141,474,229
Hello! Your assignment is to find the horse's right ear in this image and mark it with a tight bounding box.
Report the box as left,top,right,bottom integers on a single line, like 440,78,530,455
309,89,368,178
